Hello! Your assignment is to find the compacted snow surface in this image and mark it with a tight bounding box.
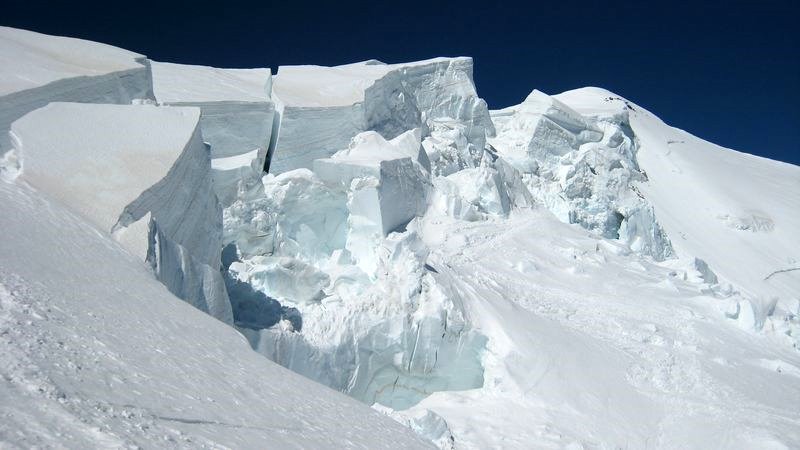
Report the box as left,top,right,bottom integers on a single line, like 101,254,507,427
1,27,799,449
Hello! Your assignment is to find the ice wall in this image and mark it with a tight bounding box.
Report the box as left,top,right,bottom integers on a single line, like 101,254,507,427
10,102,232,323
151,61,275,205
0,27,153,155
268,57,492,174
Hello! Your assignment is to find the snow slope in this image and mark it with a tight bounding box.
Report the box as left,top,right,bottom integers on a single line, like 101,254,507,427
232,84,799,448
555,87,800,323
383,88,798,449
9,102,232,323
403,208,800,449
0,27,153,153
0,180,432,449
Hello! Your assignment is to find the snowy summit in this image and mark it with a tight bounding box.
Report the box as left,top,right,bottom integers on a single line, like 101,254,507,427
1,26,799,449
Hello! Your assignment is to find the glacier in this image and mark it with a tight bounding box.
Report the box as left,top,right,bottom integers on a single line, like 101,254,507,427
1,26,799,449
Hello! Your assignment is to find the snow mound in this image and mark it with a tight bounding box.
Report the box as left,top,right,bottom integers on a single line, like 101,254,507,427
0,27,153,154
10,102,231,322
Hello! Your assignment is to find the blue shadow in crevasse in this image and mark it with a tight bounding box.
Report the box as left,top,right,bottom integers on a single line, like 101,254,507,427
221,244,302,331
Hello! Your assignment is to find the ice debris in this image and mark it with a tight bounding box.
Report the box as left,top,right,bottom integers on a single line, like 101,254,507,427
490,89,673,260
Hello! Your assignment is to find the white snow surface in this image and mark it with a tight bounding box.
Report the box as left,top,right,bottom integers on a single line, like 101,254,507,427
151,61,271,104
555,87,800,313
273,58,458,107
2,28,800,450
0,181,431,449
10,103,200,251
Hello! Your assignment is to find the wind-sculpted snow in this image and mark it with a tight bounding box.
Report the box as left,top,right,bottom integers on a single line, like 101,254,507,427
9,102,231,323
405,210,800,449
0,27,153,156
151,61,275,205
268,57,492,174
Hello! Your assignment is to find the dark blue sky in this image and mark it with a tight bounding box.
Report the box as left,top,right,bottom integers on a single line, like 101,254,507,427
5,0,799,165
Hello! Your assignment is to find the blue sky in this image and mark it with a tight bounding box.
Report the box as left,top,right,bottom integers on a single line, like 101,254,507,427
5,0,798,164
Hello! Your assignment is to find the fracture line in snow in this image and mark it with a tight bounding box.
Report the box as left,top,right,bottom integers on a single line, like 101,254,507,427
763,267,800,281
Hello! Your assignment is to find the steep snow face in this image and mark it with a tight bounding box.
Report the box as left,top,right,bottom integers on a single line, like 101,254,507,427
151,61,275,205
9,103,231,323
0,181,432,449
268,57,492,174
490,89,673,261
0,27,153,154
555,86,800,325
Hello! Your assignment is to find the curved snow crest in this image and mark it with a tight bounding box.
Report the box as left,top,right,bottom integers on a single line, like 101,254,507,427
268,57,493,174
10,102,231,323
272,57,472,107
0,27,153,153
0,181,432,449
